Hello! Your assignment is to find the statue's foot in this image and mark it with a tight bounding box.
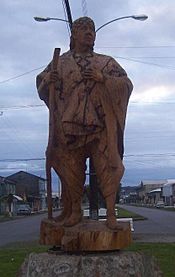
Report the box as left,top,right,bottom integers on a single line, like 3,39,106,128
54,214,66,224
54,209,71,224
106,215,124,230
63,212,82,227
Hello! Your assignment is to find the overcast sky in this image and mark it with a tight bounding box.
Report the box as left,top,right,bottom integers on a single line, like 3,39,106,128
1,0,175,189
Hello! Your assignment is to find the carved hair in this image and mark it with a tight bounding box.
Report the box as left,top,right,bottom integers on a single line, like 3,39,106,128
70,17,95,50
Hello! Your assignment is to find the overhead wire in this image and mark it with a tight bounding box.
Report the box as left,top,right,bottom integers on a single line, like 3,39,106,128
96,45,175,49
81,0,88,16
0,66,46,84
61,0,71,36
114,56,175,70
0,41,174,169
1,152,175,162
0,104,45,111
0,55,175,86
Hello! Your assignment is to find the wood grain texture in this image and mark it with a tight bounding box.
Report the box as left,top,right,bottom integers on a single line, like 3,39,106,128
40,219,132,251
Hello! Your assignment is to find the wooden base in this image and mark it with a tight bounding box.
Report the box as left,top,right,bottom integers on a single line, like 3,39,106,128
40,219,132,252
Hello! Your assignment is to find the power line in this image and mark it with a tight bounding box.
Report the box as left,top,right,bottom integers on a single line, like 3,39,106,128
96,45,175,49
116,56,175,59
0,158,45,162
1,101,175,113
124,153,175,158
115,56,175,70
0,104,44,111
81,0,88,16
1,50,175,86
0,65,45,84
62,0,71,36
1,153,175,163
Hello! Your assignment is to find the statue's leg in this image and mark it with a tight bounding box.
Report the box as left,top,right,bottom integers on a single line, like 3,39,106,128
53,179,72,223
92,148,124,230
63,148,86,227
52,146,86,227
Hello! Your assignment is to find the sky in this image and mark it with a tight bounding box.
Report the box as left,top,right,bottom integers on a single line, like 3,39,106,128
0,0,175,190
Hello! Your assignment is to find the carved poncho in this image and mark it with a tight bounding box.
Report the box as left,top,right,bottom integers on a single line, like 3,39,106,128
37,51,133,167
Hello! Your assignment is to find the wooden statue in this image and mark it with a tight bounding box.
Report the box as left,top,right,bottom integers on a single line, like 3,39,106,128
36,17,133,231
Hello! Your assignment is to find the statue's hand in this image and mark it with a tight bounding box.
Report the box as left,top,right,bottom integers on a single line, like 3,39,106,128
83,68,104,82
44,70,59,85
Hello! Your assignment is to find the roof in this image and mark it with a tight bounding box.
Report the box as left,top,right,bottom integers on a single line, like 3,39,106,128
149,188,162,193
13,195,23,201
141,180,167,186
0,176,16,185
166,179,175,184
7,171,46,181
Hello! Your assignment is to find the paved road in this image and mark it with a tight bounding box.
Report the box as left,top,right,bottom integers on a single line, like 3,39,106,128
0,206,175,246
120,204,175,242
0,210,65,247
0,212,49,247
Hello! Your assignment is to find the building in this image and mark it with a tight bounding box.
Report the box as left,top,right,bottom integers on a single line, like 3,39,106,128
7,171,46,211
0,176,19,215
0,176,16,196
137,180,166,204
163,180,175,206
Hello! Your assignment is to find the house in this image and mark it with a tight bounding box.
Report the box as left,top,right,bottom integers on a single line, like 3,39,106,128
147,188,163,205
0,176,16,196
7,171,46,211
137,180,166,204
0,176,19,215
163,180,175,206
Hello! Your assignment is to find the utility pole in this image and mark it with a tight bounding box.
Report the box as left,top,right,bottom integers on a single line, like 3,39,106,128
63,0,99,219
63,0,73,30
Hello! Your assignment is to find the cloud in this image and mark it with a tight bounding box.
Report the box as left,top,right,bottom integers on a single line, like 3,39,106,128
0,0,175,187
131,86,174,104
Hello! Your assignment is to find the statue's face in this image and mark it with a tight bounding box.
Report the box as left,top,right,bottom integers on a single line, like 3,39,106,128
74,23,96,49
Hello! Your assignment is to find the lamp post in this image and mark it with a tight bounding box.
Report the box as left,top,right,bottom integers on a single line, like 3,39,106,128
34,17,69,23
96,14,148,32
34,14,148,32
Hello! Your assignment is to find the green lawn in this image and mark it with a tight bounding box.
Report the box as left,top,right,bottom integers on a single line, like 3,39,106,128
117,206,146,220
0,241,48,277
0,242,174,277
127,243,175,277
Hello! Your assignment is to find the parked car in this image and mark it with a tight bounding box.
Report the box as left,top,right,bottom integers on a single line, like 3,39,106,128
17,204,31,215
155,200,165,208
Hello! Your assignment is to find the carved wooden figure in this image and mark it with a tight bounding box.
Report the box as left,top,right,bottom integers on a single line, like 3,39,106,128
37,17,133,239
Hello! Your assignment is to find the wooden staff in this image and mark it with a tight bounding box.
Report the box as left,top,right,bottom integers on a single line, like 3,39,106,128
46,48,60,219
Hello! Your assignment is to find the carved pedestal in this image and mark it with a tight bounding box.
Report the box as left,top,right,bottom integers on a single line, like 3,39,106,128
40,219,132,252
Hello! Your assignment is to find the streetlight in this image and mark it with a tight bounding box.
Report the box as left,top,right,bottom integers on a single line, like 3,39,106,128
34,17,69,23
95,14,148,32
34,14,148,32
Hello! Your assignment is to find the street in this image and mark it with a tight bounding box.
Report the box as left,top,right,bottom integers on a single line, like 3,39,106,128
0,212,49,247
120,204,175,242
0,206,175,246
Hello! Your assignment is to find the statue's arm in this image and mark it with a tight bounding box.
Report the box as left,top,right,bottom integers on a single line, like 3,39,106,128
102,57,133,96
36,63,52,107
101,57,133,132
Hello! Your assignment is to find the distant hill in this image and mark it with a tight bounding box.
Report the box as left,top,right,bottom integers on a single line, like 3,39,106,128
122,166,175,186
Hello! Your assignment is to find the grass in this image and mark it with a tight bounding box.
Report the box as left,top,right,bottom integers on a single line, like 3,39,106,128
162,207,175,212
127,243,175,277
117,206,146,220
0,242,174,276
0,241,48,277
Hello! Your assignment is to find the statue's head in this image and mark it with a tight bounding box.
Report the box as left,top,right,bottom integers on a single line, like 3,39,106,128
70,17,96,51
